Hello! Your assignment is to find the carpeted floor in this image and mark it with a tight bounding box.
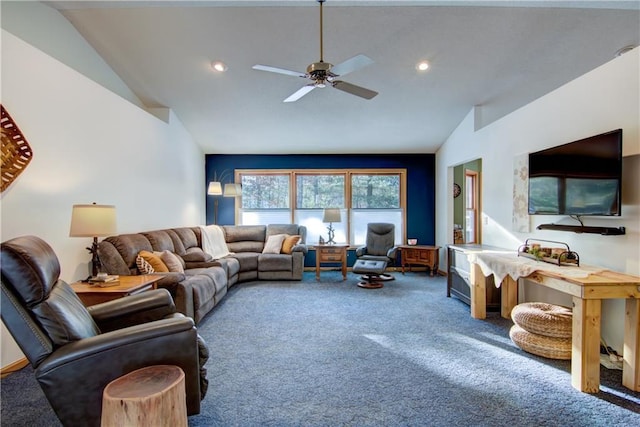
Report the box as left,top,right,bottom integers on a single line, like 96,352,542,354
2,271,639,426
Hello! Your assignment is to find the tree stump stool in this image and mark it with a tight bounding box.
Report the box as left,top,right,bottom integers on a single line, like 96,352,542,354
101,365,187,427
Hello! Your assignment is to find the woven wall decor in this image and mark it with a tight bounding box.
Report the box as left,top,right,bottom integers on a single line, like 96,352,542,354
1,105,33,192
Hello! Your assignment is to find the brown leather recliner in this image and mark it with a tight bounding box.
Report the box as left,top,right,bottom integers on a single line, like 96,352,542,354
1,235,209,427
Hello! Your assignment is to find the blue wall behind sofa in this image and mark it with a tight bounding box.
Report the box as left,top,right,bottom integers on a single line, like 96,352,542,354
205,154,436,251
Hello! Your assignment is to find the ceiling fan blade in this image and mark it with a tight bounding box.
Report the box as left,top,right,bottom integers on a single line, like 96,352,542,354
330,54,374,76
252,64,306,78
332,81,378,100
284,85,316,103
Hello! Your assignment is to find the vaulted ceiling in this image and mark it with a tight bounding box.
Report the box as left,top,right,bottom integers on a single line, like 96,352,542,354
47,1,640,154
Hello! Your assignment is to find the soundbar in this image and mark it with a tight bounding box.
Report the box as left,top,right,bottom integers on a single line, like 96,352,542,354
536,224,626,236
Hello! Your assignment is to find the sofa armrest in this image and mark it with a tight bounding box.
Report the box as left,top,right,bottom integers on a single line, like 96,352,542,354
291,244,308,255
88,289,177,332
355,246,367,257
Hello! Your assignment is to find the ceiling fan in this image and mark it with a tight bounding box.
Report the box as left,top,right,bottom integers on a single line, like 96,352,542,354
252,0,378,103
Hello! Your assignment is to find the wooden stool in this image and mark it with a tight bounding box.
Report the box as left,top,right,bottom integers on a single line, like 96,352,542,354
101,365,187,427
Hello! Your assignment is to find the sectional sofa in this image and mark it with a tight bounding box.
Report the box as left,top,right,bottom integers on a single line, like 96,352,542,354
98,224,307,323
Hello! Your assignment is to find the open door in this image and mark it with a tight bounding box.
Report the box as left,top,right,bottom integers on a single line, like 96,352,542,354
453,160,482,244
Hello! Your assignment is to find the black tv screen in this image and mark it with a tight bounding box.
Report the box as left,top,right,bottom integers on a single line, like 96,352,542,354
528,129,622,216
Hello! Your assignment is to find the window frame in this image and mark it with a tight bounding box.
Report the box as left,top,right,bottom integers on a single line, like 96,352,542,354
235,168,407,246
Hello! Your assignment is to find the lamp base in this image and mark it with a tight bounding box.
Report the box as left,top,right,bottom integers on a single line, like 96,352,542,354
88,237,101,278
326,224,336,244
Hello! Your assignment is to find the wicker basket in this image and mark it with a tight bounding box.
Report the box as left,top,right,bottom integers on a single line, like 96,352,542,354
511,302,572,338
509,324,572,360
1,105,33,193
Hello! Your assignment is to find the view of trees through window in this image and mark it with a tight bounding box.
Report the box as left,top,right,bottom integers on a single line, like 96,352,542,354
238,169,406,245
352,175,400,208
297,175,345,208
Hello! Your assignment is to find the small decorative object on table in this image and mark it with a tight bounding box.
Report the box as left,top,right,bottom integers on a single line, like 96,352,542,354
407,238,417,245
88,274,120,287
517,238,579,266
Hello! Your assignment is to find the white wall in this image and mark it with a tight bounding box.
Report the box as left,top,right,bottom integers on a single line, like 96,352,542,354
0,29,206,366
435,48,640,354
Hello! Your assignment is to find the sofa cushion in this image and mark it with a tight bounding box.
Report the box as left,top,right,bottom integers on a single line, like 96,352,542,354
103,234,153,270
136,255,156,274
160,250,185,273
231,252,259,272
166,229,187,255
258,254,293,271
138,250,169,273
181,247,213,263
263,234,287,254
173,227,200,252
223,225,265,253
266,224,301,238
142,230,176,253
281,235,301,254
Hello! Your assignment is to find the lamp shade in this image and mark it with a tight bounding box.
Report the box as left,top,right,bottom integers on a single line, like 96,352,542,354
207,181,223,195
322,208,341,223
69,204,117,237
223,183,242,197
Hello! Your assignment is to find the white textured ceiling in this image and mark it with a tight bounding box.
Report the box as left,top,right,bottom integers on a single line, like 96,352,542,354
47,1,639,154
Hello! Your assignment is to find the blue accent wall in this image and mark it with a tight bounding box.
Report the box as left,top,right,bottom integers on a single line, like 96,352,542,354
205,154,436,250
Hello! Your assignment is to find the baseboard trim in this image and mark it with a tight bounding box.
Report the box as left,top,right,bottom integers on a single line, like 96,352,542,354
1,357,28,378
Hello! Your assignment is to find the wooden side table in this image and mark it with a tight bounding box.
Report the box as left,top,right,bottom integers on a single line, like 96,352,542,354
314,244,349,281
71,274,162,306
399,245,441,276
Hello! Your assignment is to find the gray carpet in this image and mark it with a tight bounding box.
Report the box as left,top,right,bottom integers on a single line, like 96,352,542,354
2,271,639,426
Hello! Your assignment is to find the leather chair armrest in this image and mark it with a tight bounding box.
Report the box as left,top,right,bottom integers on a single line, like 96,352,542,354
355,246,367,257
34,317,202,423
88,289,178,332
387,247,398,260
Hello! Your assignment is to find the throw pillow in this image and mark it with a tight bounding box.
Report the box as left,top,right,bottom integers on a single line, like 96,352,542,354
262,234,287,254
160,250,185,273
281,234,301,254
136,255,156,274
138,250,169,272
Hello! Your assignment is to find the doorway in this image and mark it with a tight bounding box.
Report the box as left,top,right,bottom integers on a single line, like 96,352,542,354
453,159,482,244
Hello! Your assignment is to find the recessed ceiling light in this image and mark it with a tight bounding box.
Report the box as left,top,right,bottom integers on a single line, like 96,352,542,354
416,60,430,72
211,61,228,72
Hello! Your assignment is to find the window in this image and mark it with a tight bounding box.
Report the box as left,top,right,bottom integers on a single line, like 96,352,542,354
465,170,478,244
350,174,402,245
237,169,406,245
239,174,291,225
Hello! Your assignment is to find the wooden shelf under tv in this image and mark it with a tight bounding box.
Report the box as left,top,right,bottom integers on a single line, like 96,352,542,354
536,224,626,235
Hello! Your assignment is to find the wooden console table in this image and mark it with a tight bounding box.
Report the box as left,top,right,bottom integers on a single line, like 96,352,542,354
71,274,162,306
313,244,348,280
467,251,640,394
399,245,440,276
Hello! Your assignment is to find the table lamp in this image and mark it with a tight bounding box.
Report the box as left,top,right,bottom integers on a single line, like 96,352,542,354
322,208,341,244
69,203,117,277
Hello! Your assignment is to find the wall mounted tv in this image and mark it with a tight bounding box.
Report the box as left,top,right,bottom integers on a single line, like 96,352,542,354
528,129,622,216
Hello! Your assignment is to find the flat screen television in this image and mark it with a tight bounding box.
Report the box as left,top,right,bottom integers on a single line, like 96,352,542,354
528,129,622,216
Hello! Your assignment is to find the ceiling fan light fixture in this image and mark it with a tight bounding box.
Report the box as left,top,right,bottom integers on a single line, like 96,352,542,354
211,61,228,72
416,60,430,72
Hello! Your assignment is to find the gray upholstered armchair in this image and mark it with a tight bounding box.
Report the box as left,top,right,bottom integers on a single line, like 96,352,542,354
1,235,209,427
355,223,398,280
